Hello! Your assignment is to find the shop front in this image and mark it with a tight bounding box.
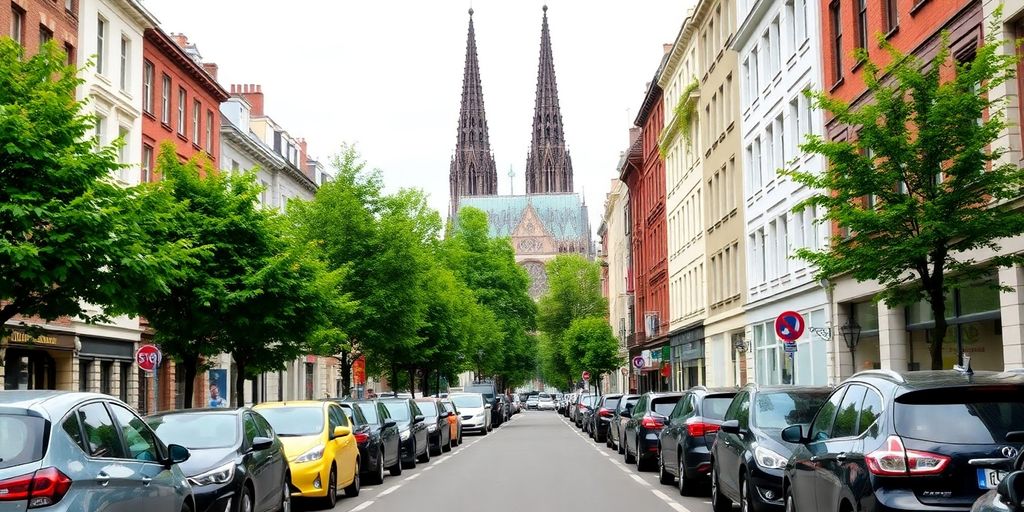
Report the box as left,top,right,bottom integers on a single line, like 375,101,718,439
669,324,704,391
2,326,76,390
78,336,136,402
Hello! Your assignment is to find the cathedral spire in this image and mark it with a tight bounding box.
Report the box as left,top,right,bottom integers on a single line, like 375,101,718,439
449,8,498,220
525,5,574,194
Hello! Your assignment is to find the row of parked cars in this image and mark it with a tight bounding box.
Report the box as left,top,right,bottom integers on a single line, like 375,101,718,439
0,390,505,512
562,368,1024,512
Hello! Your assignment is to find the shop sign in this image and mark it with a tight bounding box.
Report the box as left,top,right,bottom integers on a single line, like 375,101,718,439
2,328,76,351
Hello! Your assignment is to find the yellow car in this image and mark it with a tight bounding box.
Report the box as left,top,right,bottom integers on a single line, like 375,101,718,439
254,400,360,507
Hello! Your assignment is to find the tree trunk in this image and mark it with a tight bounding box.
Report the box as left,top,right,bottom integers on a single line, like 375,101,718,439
232,357,247,409
339,351,352,398
421,369,431,397
407,368,416,397
180,354,198,409
390,363,398,395
927,280,949,370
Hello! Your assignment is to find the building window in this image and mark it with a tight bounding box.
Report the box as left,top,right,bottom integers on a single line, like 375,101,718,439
117,126,129,181
141,144,153,182
829,1,842,83
855,0,868,50
65,0,74,13
304,362,315,400
100,361,112,395
177,88,186,136
96,17,106,74
161,74,170,124
79,360,92,392
142,61,154,113
10,5,24,45
94,113,105,144
119,362,130,402
119,36,130,91
64,42,75,66
206,110,214,153
883,0,898,33
39,25,53,46
192,100,201,142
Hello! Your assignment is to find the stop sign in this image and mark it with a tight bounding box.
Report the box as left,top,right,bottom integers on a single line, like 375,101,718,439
582,371,591,381
136,345,162,373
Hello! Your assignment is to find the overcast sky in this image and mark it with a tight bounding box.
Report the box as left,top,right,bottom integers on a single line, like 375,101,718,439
147,0,694,231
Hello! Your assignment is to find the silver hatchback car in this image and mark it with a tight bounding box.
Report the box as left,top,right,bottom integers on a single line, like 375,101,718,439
0,391,194,512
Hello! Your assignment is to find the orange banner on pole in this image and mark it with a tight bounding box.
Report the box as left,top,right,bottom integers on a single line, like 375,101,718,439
353,356,366,386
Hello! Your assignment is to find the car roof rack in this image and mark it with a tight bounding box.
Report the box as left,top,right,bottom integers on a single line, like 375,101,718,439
852,369,906,383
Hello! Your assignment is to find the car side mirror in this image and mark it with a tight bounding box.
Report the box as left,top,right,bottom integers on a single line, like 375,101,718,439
719,420,740,435
781,425,804,444
413,415,425,424
165,444,190,468
383,420,397,429
997,471,1024,512
251,436,274,451
333,426,351,438
1006,431,1024,443
485,404,492,409
619,410,631,418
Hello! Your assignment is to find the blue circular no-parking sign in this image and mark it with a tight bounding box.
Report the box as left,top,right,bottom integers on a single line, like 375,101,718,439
775,311,805,342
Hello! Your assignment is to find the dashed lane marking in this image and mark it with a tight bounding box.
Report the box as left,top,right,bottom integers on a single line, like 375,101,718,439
404,473,420,481
351,500,374,512
630,473,650,486
651,489,691,512
377,485,401,497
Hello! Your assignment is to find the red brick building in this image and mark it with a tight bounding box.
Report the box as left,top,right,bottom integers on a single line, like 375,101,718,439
4,0,77,61
620,73,671,392
140,29,228,182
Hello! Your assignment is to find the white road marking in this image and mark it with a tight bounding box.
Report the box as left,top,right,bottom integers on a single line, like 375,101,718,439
422,465,434,471
350,500,375,512
630,473,650,486
651,489,691,512
404,473,420,481
377,485,401,496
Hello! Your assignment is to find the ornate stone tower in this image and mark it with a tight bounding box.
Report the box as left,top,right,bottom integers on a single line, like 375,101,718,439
525,5,574,195
449,8,498,220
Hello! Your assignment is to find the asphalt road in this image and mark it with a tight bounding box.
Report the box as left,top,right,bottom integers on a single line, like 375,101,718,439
304,410,715,512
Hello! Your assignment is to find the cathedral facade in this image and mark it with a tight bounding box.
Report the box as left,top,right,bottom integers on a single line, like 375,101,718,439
449,6,592,298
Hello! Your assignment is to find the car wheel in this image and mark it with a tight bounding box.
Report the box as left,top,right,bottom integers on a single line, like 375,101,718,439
388,449,404,476
785,486,796,512
711,465,732,512
624,438,636,464
659,452,674,485
344,461,360,498
741,475,752,512
402,443,417,469
678,455,693,496
366,450,385,485
181,500,193,512
240,485,254,512
443,433,452,452
418,442,430,463
635,441,647,471
278,474,291,512
322,466,338,508
617,435,625,454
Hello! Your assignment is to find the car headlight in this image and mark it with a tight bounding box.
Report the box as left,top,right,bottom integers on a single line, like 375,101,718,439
188,462,235,486
474,411,485,418
400,429,410,441
754,446,787,470
427,424,438,433
293,445,325,463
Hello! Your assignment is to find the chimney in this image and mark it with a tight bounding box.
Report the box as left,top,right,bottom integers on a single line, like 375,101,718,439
170,32,188,49
628,126,642,145
230,84,264,116
202,62,218,80
663,43,674,55
297,138,312,179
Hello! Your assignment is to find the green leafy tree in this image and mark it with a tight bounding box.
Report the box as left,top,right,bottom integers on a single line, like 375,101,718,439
789,24,1024,370
0,40,189,338
562,317,622,393
537,254,607,388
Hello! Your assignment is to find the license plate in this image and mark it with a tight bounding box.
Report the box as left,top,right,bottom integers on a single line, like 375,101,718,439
977,468,1007,489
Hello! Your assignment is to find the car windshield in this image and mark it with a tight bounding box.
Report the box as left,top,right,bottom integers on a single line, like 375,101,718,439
582,395,598,407
451,394,483,408
652,397,681,416
418,402,438,416
540,397,553,402
0,415,45,470
754,391,828,429
702,396,735,421
257,407,324,436
539,393,550,399
355,403,379,424
383,401,411,422
148,412,238,449
895,387,1024,444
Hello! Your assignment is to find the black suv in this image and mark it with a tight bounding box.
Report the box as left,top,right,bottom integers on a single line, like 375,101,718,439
657,387,737,495
592,394,623,443
380,398,430,469
780,369,1024,512
710,384,830,512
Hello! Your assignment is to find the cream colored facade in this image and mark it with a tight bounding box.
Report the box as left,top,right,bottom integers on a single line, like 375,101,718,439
602,179,631,393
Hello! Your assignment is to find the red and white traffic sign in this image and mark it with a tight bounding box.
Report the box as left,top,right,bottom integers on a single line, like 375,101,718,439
775,311,806,342
136,344,162,373
582,371,591,381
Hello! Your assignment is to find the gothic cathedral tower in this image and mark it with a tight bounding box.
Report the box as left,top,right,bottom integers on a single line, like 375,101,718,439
449,8,498,220
525,5,574,194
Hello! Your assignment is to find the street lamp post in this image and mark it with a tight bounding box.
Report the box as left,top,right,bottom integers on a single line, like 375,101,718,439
839,319,862,376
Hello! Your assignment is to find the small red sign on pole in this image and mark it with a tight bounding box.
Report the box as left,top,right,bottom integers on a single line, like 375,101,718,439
775,311,806,342
582,371,591,381
136,345,162,373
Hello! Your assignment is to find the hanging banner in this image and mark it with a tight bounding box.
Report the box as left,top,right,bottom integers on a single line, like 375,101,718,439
353,356,367,386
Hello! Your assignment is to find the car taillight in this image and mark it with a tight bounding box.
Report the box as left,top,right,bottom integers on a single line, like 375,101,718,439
686,421,719,437
0,467,72,508
598,408,612,418
354,432,370,444
578,404,586,411
865,436,950,476
641,416,664,430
